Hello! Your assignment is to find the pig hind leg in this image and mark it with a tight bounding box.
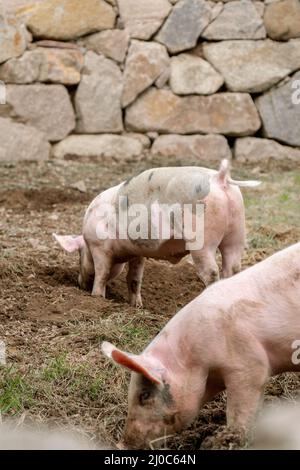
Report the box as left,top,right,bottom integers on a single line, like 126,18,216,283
90,248,113,298
190,249,219,287
220,239,245,279
127,257,145,308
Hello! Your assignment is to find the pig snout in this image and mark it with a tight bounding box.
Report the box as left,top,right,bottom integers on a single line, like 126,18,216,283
121,417,175,450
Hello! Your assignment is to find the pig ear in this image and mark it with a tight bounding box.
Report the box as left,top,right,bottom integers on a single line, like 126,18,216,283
101,342,164,386
53,233,85,253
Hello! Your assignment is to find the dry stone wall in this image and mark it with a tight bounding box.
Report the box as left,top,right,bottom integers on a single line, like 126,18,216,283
0,0,300,164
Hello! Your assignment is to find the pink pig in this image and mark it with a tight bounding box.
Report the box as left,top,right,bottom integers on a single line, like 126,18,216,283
102,243,300,449
54,161,259,307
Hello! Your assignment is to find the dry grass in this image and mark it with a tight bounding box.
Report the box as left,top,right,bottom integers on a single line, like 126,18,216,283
0,157,299,449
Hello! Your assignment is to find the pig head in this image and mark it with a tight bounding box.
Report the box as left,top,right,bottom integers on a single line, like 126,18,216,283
101,341,206,449
53,234,94,290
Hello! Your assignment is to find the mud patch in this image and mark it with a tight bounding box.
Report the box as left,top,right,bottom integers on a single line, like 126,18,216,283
0,188,92,212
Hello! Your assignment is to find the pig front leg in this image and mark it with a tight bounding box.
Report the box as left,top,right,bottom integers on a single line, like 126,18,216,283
90,248,113,298
190,249,219,287
225,360,269,430
127,257,145,308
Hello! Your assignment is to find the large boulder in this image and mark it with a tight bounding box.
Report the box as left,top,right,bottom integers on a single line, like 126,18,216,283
170,54,224,95
234,137,300,163
122,40,169,108
75,52,123,133
155,0,211,53
26,0,116,40
203,39,300,93
202,0,266,40
52,134,147,161
264,0,300,40
0,117,50,161
3,84,75,141
117,0,171,40
151,134,232,161
0,47,84,84
255,72,300,147
125,88,261,136
78,29,129,63
0,15,28,64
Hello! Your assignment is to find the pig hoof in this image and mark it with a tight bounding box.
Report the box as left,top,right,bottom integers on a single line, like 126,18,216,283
129,297,143,309
91,290,106,298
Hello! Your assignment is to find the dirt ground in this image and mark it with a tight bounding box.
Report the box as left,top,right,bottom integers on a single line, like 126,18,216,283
0,155,299,450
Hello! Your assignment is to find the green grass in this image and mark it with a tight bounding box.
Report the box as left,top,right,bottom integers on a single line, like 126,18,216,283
0,353,107,415
0,366,34,414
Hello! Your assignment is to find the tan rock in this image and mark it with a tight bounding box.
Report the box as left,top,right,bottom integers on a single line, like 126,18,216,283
170,54,224,95
122,40,169,107
152,134,232,161
52,134,145,161
264,0,300,40
0,47,84,84
78,29,129,63
125,88,261,136
0,15,28,64
26,0,116,40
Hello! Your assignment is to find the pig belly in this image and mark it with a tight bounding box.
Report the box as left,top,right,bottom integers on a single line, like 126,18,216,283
112,238,188,264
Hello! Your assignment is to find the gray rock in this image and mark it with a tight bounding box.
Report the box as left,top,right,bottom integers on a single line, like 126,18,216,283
170,54,224,95
1,84,75,142
264,0,300,40
122,40,169,107
75,52,123,133
254,1,265,17
156,0,212,54
0,47,84,84
3,83,75,141
202,0,266,40
203,39,300,93
234,137,300,163
255,72,300,147
0,117,50,161
52,134,146,161
152,134,232,161
125,87,261,136
78,29,129,63
117,0,171,40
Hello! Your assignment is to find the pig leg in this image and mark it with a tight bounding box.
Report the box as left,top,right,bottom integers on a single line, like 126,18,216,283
220,223,246,278
225,364,269,430
220,243,244,279
127,257,145,308
190,249,219,286
91,249,113,298
109,263,125,281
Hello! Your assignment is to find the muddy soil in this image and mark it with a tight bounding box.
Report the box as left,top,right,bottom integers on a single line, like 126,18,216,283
0,157,299,449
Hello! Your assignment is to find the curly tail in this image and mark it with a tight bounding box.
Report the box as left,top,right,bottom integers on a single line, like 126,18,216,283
217,159,261,188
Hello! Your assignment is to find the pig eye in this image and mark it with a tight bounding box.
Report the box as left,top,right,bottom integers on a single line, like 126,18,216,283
139,391,151,404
